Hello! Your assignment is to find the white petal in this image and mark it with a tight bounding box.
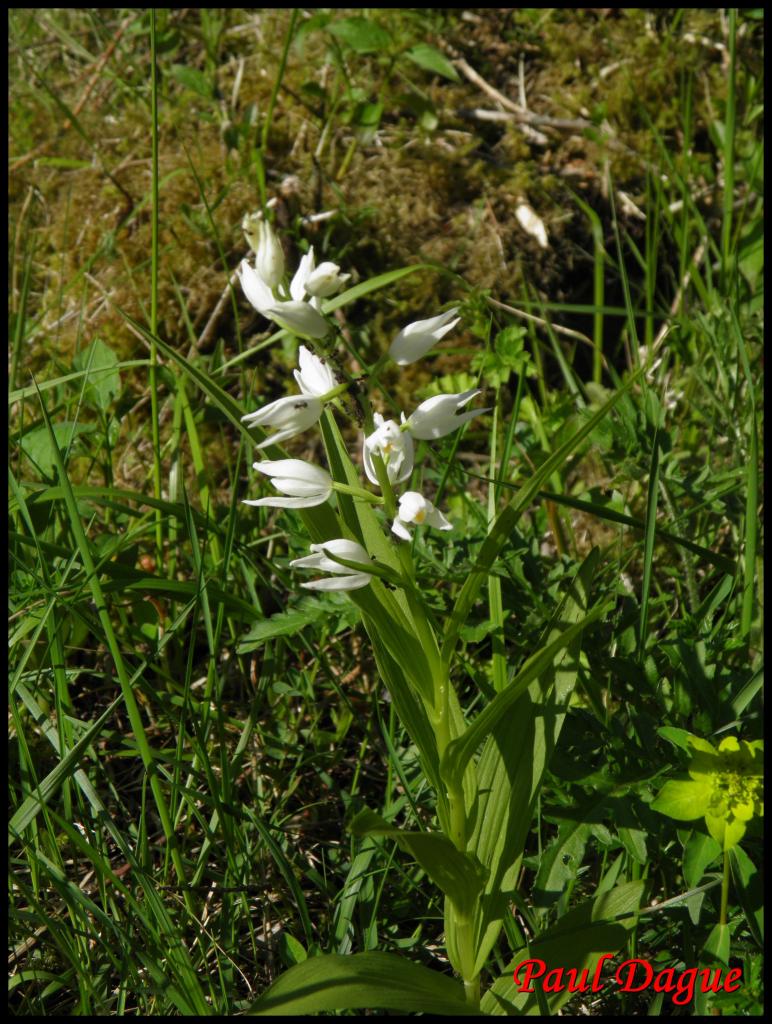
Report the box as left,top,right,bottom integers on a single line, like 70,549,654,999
299,574,371,591
305,262,351,298
313,539,370,563
242,494,329,508
290,246,315,301
403,308,460,337
254,221,285,287
243,395,322,428
426,507,453,531
253,458,331,487
270,478,329,497
238,259,274,313
397,491,430,524
264,300,330,340
391,519,412,541
388,308,461,366
294,345,337,397
241,394,296,425
406,390,487,440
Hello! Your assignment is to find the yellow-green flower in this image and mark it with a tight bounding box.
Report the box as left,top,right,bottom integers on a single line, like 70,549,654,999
652,734,763,851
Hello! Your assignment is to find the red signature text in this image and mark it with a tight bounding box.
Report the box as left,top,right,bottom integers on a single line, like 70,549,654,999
513,956,742,1006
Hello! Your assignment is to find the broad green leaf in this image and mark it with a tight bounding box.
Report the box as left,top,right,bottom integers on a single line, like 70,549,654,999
481,881,644,1015
350,808,488,919
169,63,213,98
249,952,469,1015
402,43,460,82
651,778,711,820
239,606,327,649
683,830,722,888
702,922,730,965
326,16,392,53
278,933,308,966
20,421,95,478
72,338,121,410
464,552,602,974
617,826,647,865
657,726,696,753
533,820,592,915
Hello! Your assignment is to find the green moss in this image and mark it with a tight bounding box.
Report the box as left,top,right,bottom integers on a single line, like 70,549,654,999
9,7,753,484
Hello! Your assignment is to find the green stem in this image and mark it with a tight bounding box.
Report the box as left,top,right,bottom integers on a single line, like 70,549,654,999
720,849,730,926
261,10,298,153
149,11,163,565
721,7,736,290
330,481,384,503
463,973,481,1009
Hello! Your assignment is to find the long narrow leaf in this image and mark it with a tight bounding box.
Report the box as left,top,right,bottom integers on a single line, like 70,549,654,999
249,951,469,1016
441,369,642,666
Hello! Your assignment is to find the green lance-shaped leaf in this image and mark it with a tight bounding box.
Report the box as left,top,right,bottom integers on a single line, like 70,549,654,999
481,881,644,1016
463,550,602,975
72,337,121,411
729,845,763,948
441,370,642,668
249,951,471,1016
350,808,489,920
441,581,607,791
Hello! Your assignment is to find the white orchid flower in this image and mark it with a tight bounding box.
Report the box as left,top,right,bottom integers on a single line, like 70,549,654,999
305,261,350,298
238,259,330,339
293,345,338,398
241,394,323,449
388,307,460,366
403,389,489,440
363,413,415,486
243,459,333,509
391,491,452,541
289,247,349,302
290,538,373,591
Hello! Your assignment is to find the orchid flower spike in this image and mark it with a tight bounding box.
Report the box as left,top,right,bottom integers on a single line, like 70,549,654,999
238,259,330,339
363,413,415,486
403,389,489,440
243,459,333,509
241,395,323,449
290,539,373,591
388,307,460,366
391,491,452,541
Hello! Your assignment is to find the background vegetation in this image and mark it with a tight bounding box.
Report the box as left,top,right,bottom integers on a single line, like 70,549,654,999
9,8,763,1015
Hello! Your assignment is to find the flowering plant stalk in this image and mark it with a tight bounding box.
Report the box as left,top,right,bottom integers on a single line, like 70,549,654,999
148,218,648,1016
